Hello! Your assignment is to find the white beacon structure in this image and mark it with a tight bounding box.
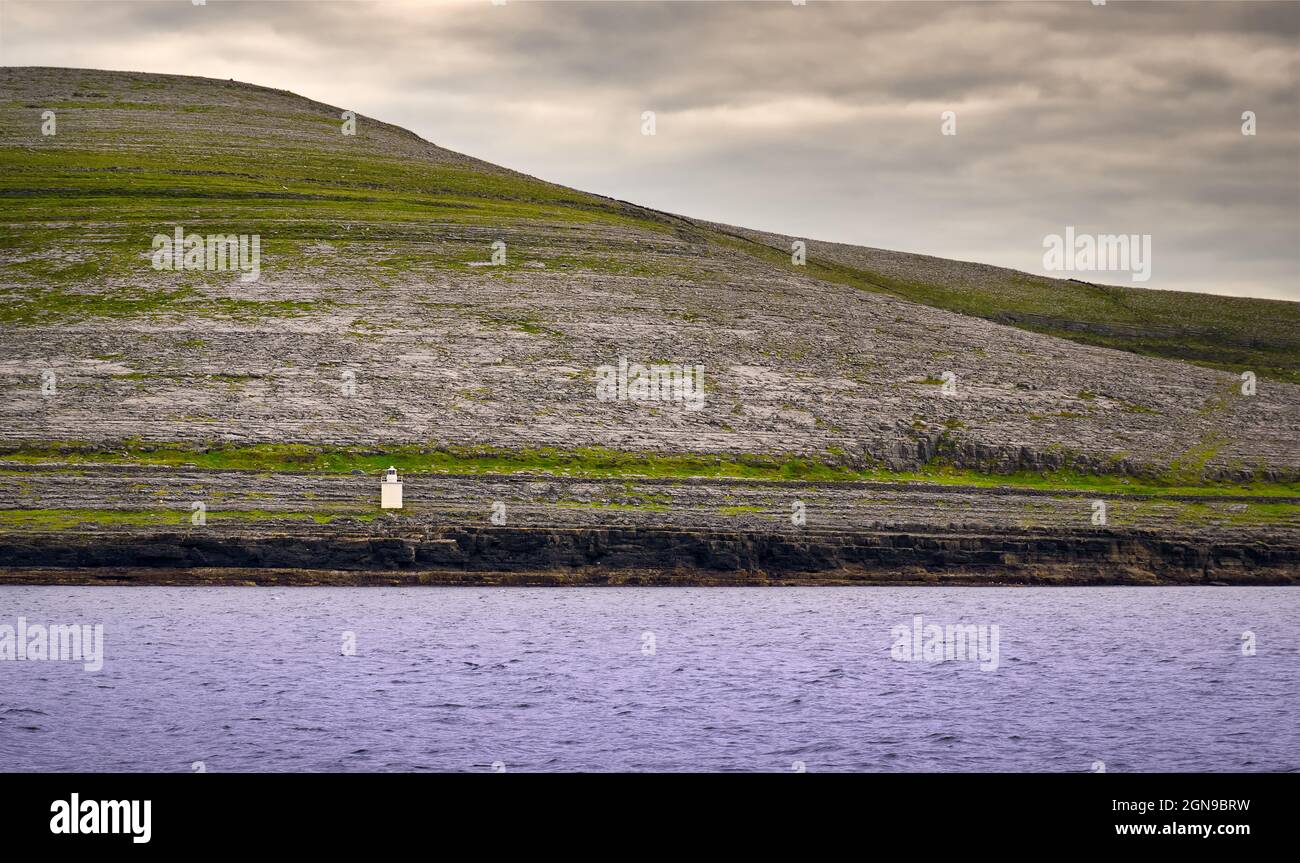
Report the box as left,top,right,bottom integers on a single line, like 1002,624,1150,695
380,466,403,509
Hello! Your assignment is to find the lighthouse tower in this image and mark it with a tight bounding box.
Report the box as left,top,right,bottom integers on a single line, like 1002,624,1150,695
380,466,403,509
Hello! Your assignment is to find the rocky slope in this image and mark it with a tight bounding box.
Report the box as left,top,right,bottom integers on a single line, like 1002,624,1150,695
0,67,1296,583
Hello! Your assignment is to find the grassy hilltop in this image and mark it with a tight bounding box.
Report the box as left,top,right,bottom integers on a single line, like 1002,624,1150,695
0,66,1298,500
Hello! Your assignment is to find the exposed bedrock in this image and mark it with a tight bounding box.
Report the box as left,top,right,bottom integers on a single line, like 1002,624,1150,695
2,70,1298,485
2,526,1295,584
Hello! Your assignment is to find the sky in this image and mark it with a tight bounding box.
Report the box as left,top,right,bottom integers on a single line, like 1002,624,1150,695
2,0,1298,301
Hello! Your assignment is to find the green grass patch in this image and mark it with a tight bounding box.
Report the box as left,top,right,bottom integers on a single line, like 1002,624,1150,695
0,507,381,530
0,285,324,324
2,442,1296,499
707,228,1300,383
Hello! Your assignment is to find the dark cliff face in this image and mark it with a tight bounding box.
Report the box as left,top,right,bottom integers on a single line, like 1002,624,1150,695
2,525,1295,585
4,466,1294,586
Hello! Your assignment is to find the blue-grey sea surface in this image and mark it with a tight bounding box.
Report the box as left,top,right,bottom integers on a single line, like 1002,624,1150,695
1,586,1296,772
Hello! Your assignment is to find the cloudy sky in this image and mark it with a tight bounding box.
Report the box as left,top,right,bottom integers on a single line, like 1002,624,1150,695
2,0,1297,300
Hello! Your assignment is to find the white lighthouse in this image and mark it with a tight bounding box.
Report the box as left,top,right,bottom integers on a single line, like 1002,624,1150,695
380,466,403,509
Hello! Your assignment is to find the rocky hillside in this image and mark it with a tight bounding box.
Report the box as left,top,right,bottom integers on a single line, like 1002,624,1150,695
1,66,1297,482
0,67,1296,584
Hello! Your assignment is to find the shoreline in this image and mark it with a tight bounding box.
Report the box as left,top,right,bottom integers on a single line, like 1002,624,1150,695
5,466,1296,588
2,524,1297,584
0,567,1290,587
